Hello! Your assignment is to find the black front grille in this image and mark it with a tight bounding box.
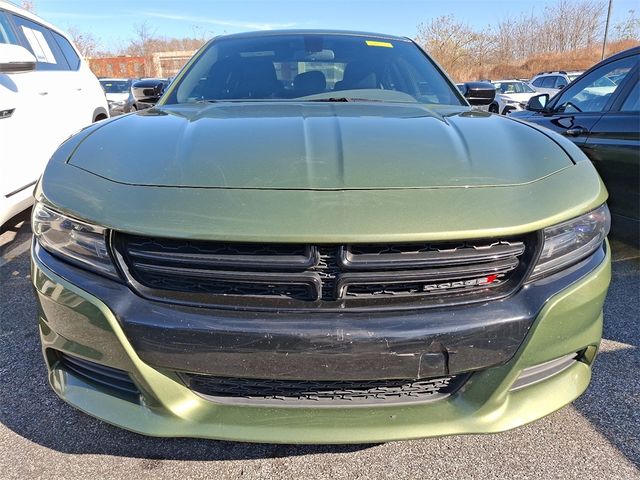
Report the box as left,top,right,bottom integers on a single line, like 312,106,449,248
181,373,469,405
113,233,535,310
57,352,139,398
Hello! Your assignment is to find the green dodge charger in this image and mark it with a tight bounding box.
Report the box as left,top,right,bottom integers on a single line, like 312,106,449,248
31,31,612,443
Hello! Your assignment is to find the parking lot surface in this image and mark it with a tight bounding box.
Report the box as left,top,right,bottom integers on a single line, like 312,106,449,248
1,213,638,480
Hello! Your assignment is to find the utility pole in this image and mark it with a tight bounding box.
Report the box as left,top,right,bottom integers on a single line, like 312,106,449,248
602,0,613,60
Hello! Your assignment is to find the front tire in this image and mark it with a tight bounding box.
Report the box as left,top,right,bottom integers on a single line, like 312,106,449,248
488,103,499,114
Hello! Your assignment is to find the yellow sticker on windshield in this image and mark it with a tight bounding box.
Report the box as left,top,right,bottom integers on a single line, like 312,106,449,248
365,40,393,48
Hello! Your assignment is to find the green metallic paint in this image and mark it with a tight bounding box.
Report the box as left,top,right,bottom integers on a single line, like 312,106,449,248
33,241,610,444
67,104,573,189
35,158,607,243
29,28,614,443
32,99,608,244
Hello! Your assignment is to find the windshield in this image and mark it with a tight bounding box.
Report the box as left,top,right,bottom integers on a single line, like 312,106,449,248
567,74,581,82
165,33,464,105
593,76,616,87
100,80,131,94
493,81,535,94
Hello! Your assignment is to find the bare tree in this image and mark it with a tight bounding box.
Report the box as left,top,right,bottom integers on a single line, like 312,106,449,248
126,21,157,57
416,16,486,74
538,0,605,53
614,10,640,40
416,0,624,81
67,26,100,59
20,1,35,12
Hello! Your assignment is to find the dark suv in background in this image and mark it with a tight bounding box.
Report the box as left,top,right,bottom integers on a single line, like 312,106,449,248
512,47,639,245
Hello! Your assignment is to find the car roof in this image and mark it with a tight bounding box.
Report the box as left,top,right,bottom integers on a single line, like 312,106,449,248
534,72,566,76
211,29,411,42
562,46,639,88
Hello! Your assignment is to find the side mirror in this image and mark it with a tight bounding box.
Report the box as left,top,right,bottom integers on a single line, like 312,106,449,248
526,93,550,112
0,44,37,74
154,82,166,96
133,83,164,104
461,81,496,106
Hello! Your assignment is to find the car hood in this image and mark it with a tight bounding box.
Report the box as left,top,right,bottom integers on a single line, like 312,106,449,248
68,102,574,190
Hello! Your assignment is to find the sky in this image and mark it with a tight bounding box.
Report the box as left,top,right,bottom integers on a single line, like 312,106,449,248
30,0,637,52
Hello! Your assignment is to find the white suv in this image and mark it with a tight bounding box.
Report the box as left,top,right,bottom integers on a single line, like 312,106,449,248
0,1,108,228
488,79,538,115
529,70,583,96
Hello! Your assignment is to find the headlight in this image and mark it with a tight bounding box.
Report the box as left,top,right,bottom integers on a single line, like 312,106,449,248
504,99,519,105
32,203,120,279
530,204,610,280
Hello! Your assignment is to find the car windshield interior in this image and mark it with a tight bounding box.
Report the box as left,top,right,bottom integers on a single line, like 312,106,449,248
494,81,535,94
167,33,463,105
100,80,131,93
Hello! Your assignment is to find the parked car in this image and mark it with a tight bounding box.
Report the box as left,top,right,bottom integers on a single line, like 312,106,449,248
32,30,611,444
130,78,166,110
488,79,538,114
511,46,639,245
456,82,491,111
529,70,583,95
0,1,108,229
99,78,134,116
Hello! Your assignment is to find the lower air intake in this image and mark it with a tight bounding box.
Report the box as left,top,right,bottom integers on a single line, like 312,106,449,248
180,373,470,405
57,352,139,397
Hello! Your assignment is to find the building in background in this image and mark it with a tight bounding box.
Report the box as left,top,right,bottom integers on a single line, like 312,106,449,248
88,50,195,78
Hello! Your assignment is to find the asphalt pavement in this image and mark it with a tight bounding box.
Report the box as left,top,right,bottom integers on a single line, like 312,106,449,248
1,211,638,480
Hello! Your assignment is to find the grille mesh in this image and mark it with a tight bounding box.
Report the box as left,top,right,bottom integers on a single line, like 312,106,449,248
181,373,469,405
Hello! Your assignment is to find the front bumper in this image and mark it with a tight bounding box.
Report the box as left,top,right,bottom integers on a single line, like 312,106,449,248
32,240,611,443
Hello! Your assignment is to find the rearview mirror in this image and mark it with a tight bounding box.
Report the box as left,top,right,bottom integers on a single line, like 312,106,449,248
0,44,37,74
460,82,495,106
526,93,550,112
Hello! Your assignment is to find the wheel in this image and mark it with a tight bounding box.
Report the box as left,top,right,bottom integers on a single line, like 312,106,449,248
131,105,137,112
488,103,499,114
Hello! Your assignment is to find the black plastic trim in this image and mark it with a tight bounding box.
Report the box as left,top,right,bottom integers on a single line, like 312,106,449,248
510,353,578,390
336,257,518,298
181,372,471,406
57,351,139,397
339,242,525,270
111,233,536,313
34,240,606,381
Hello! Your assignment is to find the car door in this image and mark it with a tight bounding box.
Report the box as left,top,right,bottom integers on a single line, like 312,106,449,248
8,13,80,181
537,76,559,96
554,75,568,91
50,29,98,127
0,10,50,201
527,56,636,146
582,66,639,240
